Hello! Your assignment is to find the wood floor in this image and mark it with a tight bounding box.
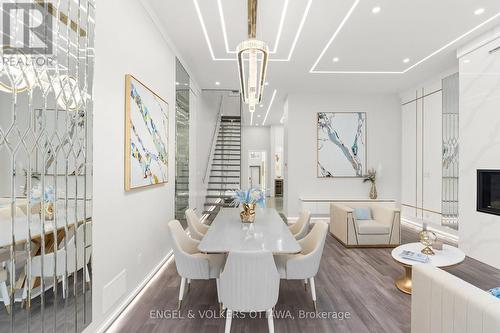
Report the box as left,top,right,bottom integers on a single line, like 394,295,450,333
109,227,500,333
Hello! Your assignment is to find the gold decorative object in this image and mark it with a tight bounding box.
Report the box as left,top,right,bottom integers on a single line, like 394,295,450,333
419,230,437,255
45,202,54,221
240,203,256,223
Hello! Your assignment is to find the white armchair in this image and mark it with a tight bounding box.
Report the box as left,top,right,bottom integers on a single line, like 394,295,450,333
0,265,9,314
167,220,225,310
288,210,311,240
185,208,209,241
274,221,328,311
220,251,280,333
330,201,400,247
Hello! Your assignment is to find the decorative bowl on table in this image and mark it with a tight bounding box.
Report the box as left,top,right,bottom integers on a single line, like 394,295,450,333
232,188,265,223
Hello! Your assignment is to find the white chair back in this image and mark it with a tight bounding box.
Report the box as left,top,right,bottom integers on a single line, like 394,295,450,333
31,222,92,278
290,210,311,240
297,221,328,277
220,251,280,312
167,220,209,279
185,208,205,240
0,206,25,220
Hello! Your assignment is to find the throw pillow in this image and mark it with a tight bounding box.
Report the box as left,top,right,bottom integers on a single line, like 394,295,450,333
354,207,372,220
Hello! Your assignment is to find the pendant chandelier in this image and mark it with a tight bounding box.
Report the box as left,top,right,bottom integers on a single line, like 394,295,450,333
237,0,269,112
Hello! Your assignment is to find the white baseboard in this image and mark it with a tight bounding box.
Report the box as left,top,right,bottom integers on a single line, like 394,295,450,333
92,251,174,333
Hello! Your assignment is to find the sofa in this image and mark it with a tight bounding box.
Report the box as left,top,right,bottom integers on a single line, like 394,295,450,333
412,264,500,332
330,201,400,247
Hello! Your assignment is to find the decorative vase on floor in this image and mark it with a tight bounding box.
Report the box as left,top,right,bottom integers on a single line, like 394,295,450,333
240,203,256,223
369,183,378,199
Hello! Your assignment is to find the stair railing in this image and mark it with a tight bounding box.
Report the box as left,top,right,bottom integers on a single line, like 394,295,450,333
202,95,224,184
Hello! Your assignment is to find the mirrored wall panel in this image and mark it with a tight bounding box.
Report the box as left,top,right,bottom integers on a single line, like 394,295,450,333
175,59,189,226
442,73,459,230
0,1,95,331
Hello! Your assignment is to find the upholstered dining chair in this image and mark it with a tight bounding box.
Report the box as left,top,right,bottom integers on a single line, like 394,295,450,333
0,206,25,219
21,222,92,304
220,251,280,333
0,263,10,313
275,221,328,311
288,210,311,240
167,220,225,310
185,208,209,241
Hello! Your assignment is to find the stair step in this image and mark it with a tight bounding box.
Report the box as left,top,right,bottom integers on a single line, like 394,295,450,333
210,175,240,178
215,148,240,151
208,181,240,184
206,195,233,199
216,145,240,148
212,158,240,161
212,169,240,172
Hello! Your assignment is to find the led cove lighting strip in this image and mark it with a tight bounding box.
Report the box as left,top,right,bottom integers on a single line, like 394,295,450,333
310,1,500,74
262,89,277,126
195,0,311,61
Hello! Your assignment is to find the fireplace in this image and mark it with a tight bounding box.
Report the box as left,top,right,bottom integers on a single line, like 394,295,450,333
477,169,500,216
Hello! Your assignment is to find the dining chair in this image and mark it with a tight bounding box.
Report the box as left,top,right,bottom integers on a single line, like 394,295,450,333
21,222,92,304
185,208,209,241
0,206,25,219
0,265,10,314
275,221,328,311
220,251,280,333
288,210,311,240
167,220,225,310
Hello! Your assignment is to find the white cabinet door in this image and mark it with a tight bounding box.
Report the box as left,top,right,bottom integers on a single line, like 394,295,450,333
423,91,443,214
402,100,417,218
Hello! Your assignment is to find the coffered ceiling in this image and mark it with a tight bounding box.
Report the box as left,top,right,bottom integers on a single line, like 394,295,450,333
145,0,500,125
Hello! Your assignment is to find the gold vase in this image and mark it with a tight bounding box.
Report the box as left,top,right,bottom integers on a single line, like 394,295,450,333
369,182,378,199
45,202,54,221
240,203,256,223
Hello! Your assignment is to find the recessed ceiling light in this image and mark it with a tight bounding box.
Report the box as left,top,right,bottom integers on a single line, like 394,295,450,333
372,6,381,14
403,58,410,63
257,114,261,118
259,104,264,107
332,57,340,62
184,83,188,86
175,82,179,85
215,81,220,85
264,82,269,86
463,59,471,64
474,8,485,16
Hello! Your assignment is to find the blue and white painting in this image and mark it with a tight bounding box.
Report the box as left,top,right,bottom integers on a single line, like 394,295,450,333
317,112,366,178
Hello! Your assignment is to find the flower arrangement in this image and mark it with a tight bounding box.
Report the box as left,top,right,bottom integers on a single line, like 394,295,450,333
232,188,265,207
363,168,378,199
363,168,377,184
30,185,55,203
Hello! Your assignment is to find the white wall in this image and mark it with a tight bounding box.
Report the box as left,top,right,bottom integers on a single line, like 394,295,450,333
284,93,401,217
458,30,500,269
90,0,190,330
241,126,271,194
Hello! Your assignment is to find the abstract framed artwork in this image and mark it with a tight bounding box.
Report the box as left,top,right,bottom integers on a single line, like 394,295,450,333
125,74,169,190
317,112,367,178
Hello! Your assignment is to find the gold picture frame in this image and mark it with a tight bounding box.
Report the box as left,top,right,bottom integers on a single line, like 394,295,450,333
124,74,169,191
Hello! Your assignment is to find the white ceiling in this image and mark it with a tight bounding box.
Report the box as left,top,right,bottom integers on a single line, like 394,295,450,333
146,0,500,125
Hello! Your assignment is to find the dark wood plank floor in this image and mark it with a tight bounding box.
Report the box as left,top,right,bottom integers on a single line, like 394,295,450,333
108,227,500,333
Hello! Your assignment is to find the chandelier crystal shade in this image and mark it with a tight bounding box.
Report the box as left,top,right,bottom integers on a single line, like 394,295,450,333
237,38,269,112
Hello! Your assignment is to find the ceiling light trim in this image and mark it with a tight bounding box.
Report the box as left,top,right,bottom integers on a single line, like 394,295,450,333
263,89,277,126
310,3,500,74
196,0,311,61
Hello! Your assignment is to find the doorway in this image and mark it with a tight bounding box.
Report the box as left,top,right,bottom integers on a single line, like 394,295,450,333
249,166,261,188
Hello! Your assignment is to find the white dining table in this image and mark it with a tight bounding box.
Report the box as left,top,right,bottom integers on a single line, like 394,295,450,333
198,208,301,254
0,208,90,248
